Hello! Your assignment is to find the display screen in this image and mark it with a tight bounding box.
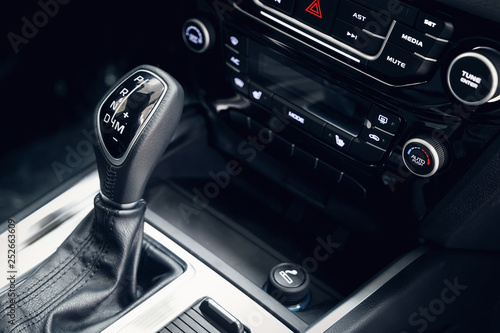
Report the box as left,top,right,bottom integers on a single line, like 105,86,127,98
249,41,368,136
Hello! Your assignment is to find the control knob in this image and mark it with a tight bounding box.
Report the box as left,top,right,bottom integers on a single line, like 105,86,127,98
182,18,215,53
447,47,500,106
402,135,447,177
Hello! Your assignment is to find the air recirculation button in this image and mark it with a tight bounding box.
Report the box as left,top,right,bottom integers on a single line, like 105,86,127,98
447,47,500,106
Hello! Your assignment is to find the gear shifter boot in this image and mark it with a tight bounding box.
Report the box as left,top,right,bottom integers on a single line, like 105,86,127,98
0,196,145,332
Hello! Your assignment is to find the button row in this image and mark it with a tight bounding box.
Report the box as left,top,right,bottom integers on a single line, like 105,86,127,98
257,0,452,83
225,59,401,164
259,0,453,45
260,0,390,55
223,29,402,164
228,110,367,199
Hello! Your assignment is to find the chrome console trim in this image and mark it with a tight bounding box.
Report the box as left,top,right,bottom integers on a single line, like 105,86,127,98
105,220,293,333
0,170,292,332
0,168,429,332
304,246,428,333
0,170,99,293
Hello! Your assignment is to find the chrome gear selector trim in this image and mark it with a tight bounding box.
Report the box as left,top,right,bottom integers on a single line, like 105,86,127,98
97,70,167,164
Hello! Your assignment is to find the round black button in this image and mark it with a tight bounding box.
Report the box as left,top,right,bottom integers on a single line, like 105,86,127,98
266,263,310,308
182,18,214,53
402,136,447,177
447,48,500,106
272,264,306,288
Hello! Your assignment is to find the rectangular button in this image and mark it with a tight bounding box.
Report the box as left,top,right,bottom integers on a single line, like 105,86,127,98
225,49,248,72
353,0,419,26
332,19,384,55
274,96,325,137
348,137,386,163
226,68,249,94
367,105,401,134
367,43,434,82
224,30,247,53
260,0,296,15
359,126,393,149
323,124,353,152
415,11,453,39
292,0,339,33
249,81,273,108
390,23,447,59
337,1,391,36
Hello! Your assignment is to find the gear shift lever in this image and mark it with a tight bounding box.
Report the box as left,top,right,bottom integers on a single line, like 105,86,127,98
95,65,184,207
0,65,184,333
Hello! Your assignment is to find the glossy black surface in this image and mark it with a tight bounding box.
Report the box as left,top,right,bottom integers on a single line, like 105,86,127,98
97,70,166,165
214,0,500,230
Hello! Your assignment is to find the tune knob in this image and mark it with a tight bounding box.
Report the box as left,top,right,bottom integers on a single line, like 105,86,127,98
402,135,447,177
447,47,500,106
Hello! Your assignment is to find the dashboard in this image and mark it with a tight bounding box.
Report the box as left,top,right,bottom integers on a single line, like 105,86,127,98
1,0,500,332
193,0,500,231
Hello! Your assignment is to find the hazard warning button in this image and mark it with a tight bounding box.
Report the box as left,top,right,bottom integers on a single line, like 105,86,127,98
292,0,339,33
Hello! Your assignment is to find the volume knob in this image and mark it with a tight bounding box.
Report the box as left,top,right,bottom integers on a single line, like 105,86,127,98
447,47,500,106
402,135,447,177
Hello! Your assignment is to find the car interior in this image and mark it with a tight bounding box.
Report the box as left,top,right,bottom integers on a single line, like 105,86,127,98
1,0,500,332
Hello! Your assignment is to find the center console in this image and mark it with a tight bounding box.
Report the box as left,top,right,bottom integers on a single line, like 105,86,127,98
197,0,500,229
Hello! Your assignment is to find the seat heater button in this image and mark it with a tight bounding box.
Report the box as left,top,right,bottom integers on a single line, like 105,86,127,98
323,124,353,152
249,81,273,108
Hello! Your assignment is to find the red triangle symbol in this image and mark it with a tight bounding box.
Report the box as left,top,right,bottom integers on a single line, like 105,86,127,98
305,0,322,18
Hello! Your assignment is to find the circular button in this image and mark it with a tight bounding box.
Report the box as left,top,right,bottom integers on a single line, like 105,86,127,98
182,18,215,53
402,135,447,178
447,47,500,106
265,263,310,310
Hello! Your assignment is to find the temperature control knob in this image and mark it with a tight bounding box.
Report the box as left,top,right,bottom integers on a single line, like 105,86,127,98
402,135,447,177
182,18,215,53
447,47,500,106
